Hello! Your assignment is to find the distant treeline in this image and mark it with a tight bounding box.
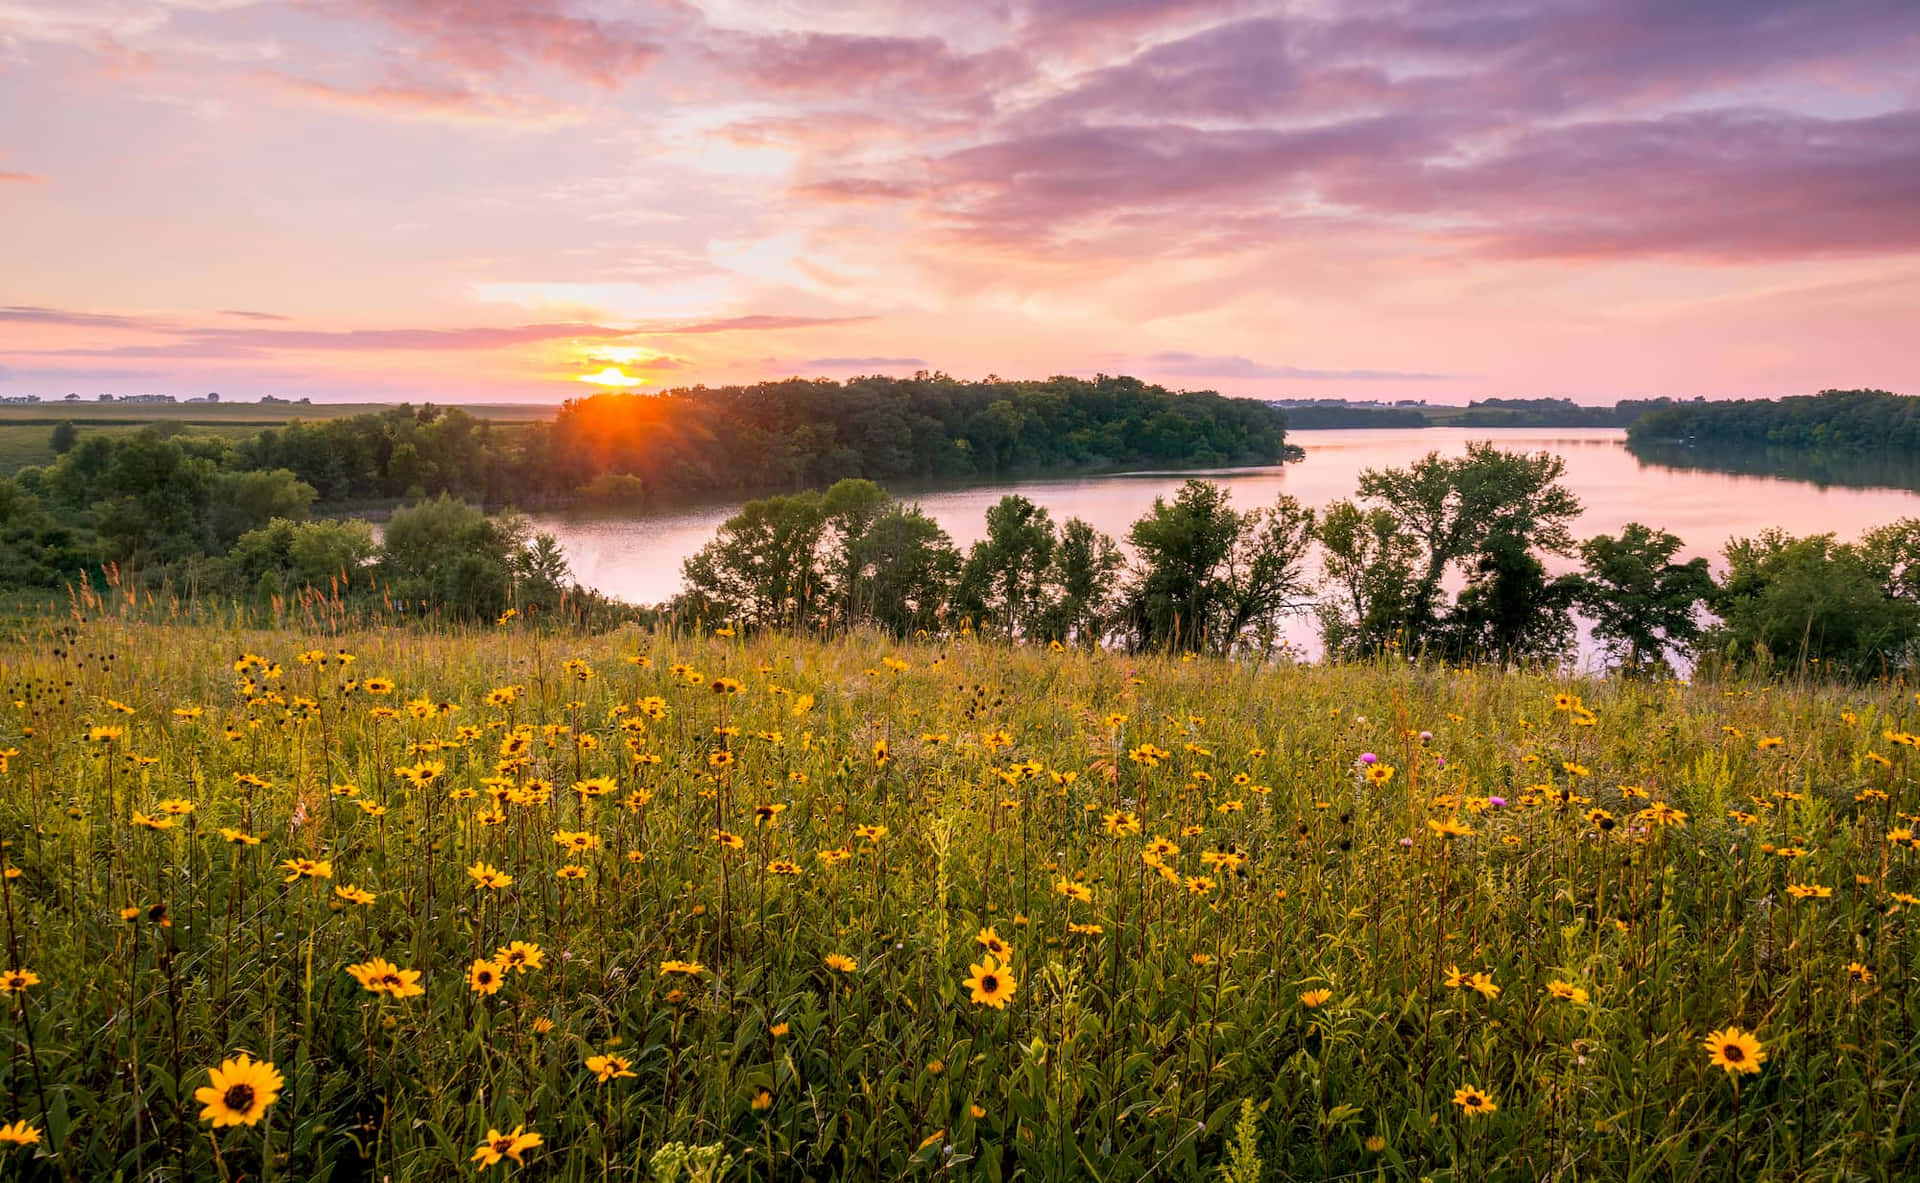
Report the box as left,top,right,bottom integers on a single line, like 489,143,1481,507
1627,388,1920,451
236,374,1294,507
1282,397,1686,430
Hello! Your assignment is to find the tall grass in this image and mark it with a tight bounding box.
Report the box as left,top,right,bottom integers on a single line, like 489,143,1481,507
0,611,1913,1179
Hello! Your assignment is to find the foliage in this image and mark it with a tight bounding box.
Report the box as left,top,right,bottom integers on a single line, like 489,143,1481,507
0,617,1914,1179
956,496,1058,638
220,517,379,598
1344,442,1582,659
375,496,571,621
1628,388,1920,453
1120,480,1316,654
1313,500,1420,659
679,480,961,636
1571,523,1715,674
1705,527,1920,675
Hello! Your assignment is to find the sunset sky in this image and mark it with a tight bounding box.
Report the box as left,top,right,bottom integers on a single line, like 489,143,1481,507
2,0,1917,404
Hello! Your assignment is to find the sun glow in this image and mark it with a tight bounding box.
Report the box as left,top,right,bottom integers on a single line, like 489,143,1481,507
576,366,644,388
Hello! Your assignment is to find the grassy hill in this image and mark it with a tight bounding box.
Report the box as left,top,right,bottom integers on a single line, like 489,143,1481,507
0,611,1913,1177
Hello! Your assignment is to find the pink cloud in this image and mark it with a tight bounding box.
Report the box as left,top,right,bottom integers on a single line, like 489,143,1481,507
705,29,1025,104
789,177,923,204
345,0,666,87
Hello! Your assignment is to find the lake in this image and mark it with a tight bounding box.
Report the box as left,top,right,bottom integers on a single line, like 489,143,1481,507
529,427,1920,657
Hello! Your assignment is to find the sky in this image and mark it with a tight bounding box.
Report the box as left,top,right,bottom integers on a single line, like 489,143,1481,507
1,0,1917,405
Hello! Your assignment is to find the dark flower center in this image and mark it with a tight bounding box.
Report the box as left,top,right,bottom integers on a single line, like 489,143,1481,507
492,1137,514,1152
223,1083,256,1112
981,975,999,992
1723,1045,1744,1061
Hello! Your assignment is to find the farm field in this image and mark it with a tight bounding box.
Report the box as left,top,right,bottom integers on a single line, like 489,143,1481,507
0,403,552,473
0,613,1914,1179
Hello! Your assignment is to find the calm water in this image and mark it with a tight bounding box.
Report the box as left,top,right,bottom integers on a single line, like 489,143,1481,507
530,428,1920,654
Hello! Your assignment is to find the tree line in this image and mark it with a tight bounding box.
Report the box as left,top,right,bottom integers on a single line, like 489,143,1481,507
223,374,1293,508
1280,397,1686,430
678,443,1920,677
1628,388,1920,452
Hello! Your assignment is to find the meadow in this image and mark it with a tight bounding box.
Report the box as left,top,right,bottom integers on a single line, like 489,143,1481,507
0,602,1914,1180
0,402,550,474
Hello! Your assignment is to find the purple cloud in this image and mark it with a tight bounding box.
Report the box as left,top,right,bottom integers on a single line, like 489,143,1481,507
1146,352,1456,381
0,306,152,329
1329,108,1920,260
805,356,928,369
645,315,875,335
346,0,665,87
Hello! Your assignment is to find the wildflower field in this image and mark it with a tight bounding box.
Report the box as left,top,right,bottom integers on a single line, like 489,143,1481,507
0,613,1916,1180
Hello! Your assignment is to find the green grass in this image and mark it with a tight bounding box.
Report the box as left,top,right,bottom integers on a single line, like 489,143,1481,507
0,606,1913,1179
0,402,556,473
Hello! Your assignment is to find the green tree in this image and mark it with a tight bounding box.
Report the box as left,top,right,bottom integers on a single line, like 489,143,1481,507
1443,530,1578,662
1039,517,1123,646
1705,529,1919,675
678,491,828,627
376,495,522,618
1858,518,1920,603
841,505,959,636
89,432,216,564
513,532,575,614
1354,442,1582,652
1570,523,1714,673
956,495,1057,637
207,468,317,549
49,421,78,455
224,518,377,597
1314,499,1420,658
1121,480,1315,653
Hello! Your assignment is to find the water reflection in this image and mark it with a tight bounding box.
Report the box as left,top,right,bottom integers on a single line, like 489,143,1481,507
1626,439,1920,494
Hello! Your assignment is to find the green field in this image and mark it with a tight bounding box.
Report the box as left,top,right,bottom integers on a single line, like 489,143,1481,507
0,608,1913,1178
0,402,554,472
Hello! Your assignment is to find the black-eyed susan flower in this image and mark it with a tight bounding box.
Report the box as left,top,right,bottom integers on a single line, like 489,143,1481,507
496,941,544,972
0,1120,39,1146
468,959,505,995
195,1054,284,1128
0,968,38,995
824,953,858,973
467,862,512,890
1451,1085,1496,1116
470,1125,542,1169
1704,1027,1765,1075
586,1053,635,1083
1545,980,1589,1004
964,954,1016,1009
346,958,425,999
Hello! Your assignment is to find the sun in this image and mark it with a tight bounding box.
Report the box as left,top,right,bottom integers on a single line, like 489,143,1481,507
576,366,643,388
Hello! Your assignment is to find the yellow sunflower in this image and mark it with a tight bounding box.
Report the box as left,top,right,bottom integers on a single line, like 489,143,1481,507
964,954,1017,1009
195,1054,284,1128
1704,1027,1765,1075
